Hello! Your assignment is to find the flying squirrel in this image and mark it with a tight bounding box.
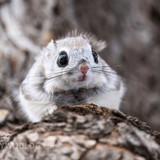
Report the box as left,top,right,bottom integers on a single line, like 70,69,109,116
19,31,126,122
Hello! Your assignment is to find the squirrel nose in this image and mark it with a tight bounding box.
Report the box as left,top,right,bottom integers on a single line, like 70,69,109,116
80,64,89,74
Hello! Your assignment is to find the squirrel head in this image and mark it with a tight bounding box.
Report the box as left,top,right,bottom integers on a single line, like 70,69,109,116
41,31,111,93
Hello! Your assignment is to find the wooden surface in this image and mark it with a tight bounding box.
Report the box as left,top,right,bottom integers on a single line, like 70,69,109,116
0,104,160,160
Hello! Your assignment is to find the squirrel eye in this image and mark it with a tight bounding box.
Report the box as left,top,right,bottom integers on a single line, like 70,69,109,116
92,51,98,64
57,51,68,67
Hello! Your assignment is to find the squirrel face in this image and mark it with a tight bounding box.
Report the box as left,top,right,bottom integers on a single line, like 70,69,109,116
43,35,108,93
19,32,125,122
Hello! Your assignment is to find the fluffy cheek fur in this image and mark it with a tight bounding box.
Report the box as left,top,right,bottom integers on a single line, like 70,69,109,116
44,71,107,94
63,71,107,90
44,79,62,93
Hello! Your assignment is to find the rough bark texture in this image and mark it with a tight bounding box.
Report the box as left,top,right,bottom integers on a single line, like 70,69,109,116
0,104,160,160
0,0,160,130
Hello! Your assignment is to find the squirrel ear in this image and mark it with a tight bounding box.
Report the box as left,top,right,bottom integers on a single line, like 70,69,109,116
90,39,107,52
47,39,56,48
86,34,107,52
79,33,107,52
45,39,56,58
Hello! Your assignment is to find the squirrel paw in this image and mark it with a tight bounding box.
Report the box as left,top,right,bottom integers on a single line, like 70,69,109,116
47,105,58,115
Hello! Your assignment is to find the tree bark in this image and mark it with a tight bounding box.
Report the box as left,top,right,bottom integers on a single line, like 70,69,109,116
1,0,160,130
0,104,160,160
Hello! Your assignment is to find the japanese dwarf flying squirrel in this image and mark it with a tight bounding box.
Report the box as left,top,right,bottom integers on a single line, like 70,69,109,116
19,31,125,122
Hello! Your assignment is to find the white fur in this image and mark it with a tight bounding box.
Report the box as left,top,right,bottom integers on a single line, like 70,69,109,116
19,92,58,122
19,33,126,122
87,81,125,109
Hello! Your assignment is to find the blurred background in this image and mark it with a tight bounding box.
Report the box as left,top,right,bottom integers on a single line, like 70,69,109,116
0,0,160,131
